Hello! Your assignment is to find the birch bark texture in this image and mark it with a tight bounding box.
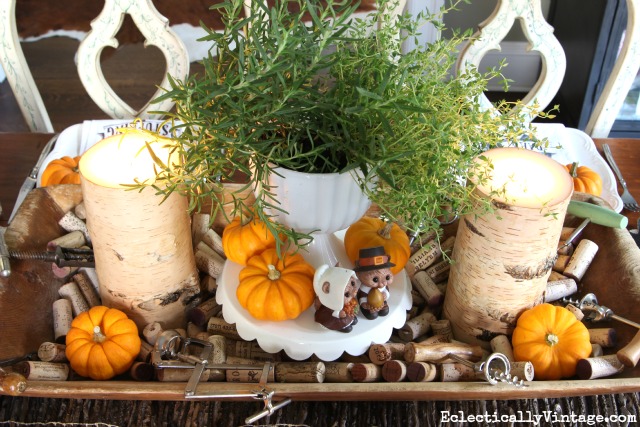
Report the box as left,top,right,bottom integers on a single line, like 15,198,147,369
80,180,200,330
78,130,200,330
442,147,574,349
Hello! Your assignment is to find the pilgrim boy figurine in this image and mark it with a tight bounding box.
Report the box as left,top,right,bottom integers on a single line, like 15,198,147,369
313,265,360,333
355,246,394,320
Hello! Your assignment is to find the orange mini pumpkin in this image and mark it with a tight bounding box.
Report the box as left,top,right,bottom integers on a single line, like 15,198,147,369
41,155,82,186
237,248,315,321
344,217,410,275
222,212,277,266
65,306,141,380
564,162,602,196
511,303,591,380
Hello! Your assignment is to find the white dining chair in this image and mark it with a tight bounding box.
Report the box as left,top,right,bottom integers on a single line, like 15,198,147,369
455,0,639,138
585,0,640,138
0,0,190,133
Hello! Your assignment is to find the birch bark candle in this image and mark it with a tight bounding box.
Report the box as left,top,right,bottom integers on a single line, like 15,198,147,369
79,130,200,330
442,147,573,349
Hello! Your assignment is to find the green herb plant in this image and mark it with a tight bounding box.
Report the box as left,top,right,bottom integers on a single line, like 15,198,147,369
148,0,551,253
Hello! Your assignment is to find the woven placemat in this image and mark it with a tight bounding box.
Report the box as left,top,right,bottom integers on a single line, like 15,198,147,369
1,393,639,427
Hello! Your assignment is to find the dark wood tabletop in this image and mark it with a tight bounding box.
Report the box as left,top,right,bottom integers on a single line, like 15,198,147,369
1,133,640,227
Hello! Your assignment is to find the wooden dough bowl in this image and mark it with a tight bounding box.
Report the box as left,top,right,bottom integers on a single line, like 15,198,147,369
1,186,639,401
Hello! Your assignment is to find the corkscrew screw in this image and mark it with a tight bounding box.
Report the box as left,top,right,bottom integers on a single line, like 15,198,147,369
9,246,95,268
562,293,640,330
446,352,528,387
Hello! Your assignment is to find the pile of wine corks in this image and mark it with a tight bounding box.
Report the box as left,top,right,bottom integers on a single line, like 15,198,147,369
8,208,640,385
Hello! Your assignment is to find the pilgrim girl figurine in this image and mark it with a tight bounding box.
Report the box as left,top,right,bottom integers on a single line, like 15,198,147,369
313,265,360,333
354,246,394,320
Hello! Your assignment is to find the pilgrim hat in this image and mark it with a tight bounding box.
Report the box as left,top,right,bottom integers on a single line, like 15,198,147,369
354,246,395,272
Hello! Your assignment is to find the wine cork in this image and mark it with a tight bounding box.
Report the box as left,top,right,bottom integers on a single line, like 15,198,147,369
47,230,86,251
431,319,453,342
410,290,426,307
510,361,535,382
323,362,354,382
417,334,450,345
142,322,164,346
225,356,274,383
15,361,69,380
576,355,624,380
547,271,567,282
129,362,155,381
616,329,640,367
368,343,405,365
406,240,441,276
202,229,226,259
398,312,437,342
187,322,205,338
381,360,407,382
425,260,450,283
187,298,221,326
404,342,484,364
194,241,225,279
489,335,515,363
227,339,280,362
58,211,90,244
411,271,443,307
560,226,576,241
410,230,438,255
156,367,211,382
556,241,574,256
138,340,154,362
339,353,371,363
589,328,617,348
79,268,100,293
37,342,67,363
58,282,90,316
52,298,73,344
201,275,218,293
439,236,455,256
72,271,101,307
563,239,598,282
591,343,604,358
406,362,438,382
439,363,477,382
191,213,211,247
207,317,243,340
275,362,325,383
564,303,584,321
406,305,420,321
205,335,227,382
52,263,78,280
544,278,578,303
351,363,382,383
435,281,447,296
74,202,86,220
552,254,571,273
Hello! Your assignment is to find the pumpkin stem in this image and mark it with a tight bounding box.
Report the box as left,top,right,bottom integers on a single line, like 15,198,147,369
267,264,281,280
569,162,579,177
378,222,394,239
545,332,559,347
93,325,107,343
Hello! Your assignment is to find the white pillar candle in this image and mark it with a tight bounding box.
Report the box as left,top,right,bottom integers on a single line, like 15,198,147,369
79,129,199,330
443,147,573,349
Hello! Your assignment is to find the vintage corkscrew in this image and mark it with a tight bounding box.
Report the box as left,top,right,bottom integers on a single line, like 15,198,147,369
562,293,640,330
9,246,95,268
151,330,291,424
446,352,528,387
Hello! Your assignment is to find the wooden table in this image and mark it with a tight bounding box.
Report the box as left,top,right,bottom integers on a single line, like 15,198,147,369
2,133,639,227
